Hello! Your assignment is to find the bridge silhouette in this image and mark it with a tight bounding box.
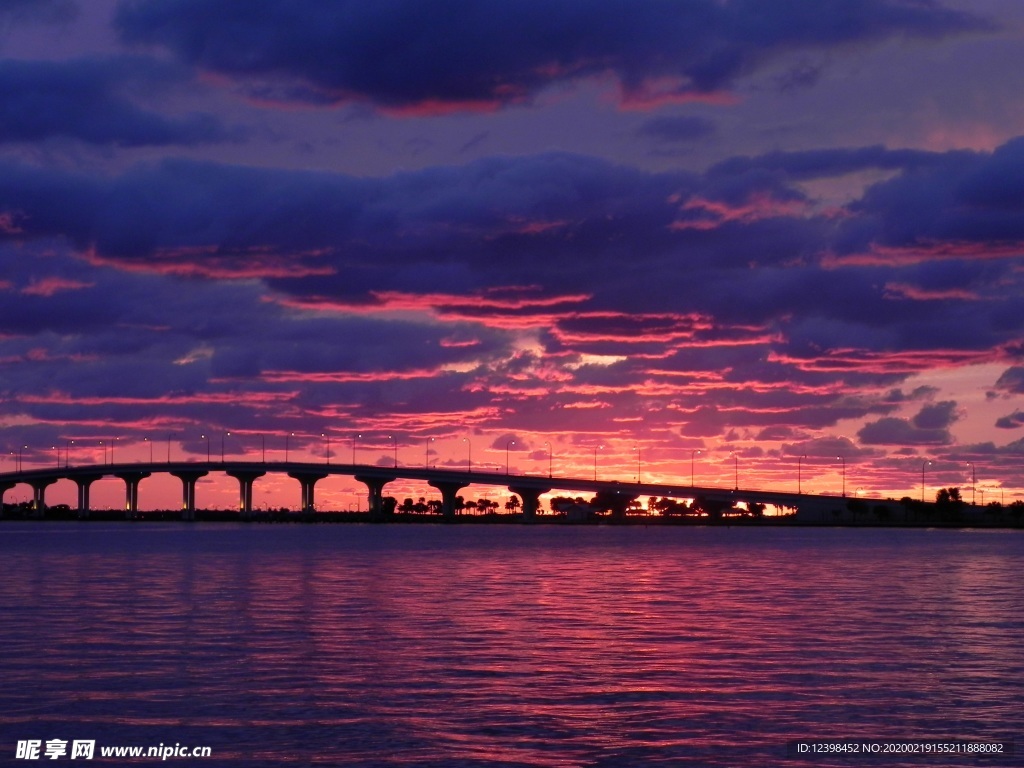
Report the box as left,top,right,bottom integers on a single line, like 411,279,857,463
0,460,836,520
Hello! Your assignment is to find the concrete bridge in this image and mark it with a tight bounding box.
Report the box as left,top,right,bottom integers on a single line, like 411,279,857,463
0,460,839,520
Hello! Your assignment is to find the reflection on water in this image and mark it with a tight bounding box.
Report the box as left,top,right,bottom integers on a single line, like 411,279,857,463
1,524,1021,766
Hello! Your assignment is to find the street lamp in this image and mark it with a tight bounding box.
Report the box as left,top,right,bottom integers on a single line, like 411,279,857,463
425,436,434,469
593,445,603,481
921,459,932,503
837,455,846,497
732,453,738,491
220,431,231,463
111,436,119,465
352,433,361,465
633,445,641,483
690,449,701,487
99,440,105,466
167,433,174,464
285,432,294,462
798,454,807,495
260,434,265,464
506,440,515,475
201,434,211,463
322,432,330,465
65,439,74,469
966,461,976,506
144,436,153,463
544,441,552,478
463,437,472,472
389,435,397,468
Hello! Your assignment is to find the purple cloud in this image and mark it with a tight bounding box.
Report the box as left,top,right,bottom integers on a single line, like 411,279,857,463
858,401,960,445
995,410,1024,429
0,0,76,26
113,0,988,110
0,58,236,147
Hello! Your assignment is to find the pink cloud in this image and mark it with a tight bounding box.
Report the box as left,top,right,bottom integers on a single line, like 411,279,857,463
84,246,336,279
883,282,980,301
823,241,1024,268
21,277,95,296
670,194,810,231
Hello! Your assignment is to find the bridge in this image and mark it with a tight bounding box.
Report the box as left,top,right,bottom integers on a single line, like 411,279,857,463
0,460,839,520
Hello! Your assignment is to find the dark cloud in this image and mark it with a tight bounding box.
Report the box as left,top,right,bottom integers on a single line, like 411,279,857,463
836,137,1024,254
637,115,716,143
858,402,959,445
911,400,959,430
993,367,1024,394
707,145,938,181
113,0,987,110
0,0,77,27
0,58,236,146
995,410,1024,429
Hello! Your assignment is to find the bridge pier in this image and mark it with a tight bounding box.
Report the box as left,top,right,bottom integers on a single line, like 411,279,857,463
74,475,103,519
227,470,266,520
0,481,15,518
428,480,469,519
355,475,396,518
508,485,550,520
170,470,208,521
29,478,57,518
115,472,150,519
289,472,327,516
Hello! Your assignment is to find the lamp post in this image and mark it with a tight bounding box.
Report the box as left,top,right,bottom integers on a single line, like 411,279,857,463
634,445,641,484
389,435,397,468
53,445,59,468
837,455,846,497
352,434,361,465
285,432,294,462
144,437,153,463
167,433,174,464
201,434,210,463
506,440,515,475
733,454,738,491
593,445,603,482
690,449,701,488
260,434,265,464
425,437,434,469
798,454,807,495
544,441,552,478
966,462,976,506
921,459,932,503
111,436,119,465
66,439,74,469
463,437,472,473
221,431,230,463
99,440,105,466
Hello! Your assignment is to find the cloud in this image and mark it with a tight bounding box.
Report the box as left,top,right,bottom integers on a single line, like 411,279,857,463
0,0,77,27
993,367,1024,394
995,410,1024,429
113,0,988,111
858,401,959,445
0,58,237,147
2,138,1024,459
637,115,716,143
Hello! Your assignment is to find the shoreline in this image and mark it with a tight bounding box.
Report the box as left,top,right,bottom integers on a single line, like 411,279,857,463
2,508,1021,529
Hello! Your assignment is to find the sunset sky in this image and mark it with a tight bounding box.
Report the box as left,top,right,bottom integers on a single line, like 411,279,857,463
3,0,1024,511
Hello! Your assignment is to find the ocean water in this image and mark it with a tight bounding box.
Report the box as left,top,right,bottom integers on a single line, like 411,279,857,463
0,522,1021,767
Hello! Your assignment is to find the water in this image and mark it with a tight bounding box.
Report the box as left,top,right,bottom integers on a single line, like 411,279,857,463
0,522,1021,766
